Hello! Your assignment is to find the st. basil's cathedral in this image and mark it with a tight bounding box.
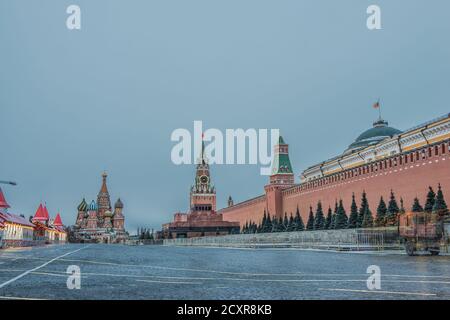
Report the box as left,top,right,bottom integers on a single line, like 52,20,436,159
73,172,128,243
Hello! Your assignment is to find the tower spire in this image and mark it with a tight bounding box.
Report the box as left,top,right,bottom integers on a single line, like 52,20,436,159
269,135,294,185
201,132,206,164
100,171,109,193
97,171,112,217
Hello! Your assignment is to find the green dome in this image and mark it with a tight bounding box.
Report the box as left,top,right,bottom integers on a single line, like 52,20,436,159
346,119,402,153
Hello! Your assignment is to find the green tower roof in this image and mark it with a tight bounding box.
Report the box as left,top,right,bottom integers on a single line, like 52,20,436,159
271,136,293,175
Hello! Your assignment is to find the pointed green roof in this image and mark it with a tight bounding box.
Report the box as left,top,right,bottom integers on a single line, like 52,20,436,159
271,154,293,174
271,136,293,175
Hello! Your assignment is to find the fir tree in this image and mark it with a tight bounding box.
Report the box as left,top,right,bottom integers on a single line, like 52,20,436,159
375,196,387,227
424,186,436,213
283,213,289,232
387,190,400,226
297,212,305,231
330,200,338,229
357,191,368,228
294,206,304,231
362,206,374,228
433,184,448,216
347,193,358,229
243,221,249,234
399,198,406,214
306,206,315,231
314,201,325,230
260,211,267,233
412,197,424,212
287,213,295,232
298,215,305,231
265,213,273,233
271,215,279,232
325,207,332,229
248,221,252,233
256,220,262,233
334,199,348,229
277,216,284,232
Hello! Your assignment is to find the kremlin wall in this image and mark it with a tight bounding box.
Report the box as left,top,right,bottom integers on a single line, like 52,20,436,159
219,113,450,227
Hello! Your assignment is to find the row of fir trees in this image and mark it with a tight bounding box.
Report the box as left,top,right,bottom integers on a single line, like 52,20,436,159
241,184,448,234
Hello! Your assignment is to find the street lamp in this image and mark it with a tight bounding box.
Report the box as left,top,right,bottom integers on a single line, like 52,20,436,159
0,181,17,186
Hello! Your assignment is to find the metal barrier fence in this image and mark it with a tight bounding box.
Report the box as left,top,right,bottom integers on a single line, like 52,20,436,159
164,228,396,251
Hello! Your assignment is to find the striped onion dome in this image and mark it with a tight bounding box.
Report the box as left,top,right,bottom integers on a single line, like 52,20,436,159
77,198,88,212
88,200,97,211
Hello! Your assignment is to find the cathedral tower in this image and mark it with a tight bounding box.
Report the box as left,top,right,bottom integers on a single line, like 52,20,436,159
75,198,88,227
112,198,125,231
97,172,112,221
86,200,98,230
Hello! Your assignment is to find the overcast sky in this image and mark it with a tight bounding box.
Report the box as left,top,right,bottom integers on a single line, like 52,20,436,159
1,0,449,233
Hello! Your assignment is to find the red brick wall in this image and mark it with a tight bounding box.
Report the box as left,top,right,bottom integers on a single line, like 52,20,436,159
220,195,267,226
222,141,450,227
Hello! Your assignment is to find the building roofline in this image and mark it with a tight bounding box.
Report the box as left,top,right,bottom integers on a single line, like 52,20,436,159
302,113,450,174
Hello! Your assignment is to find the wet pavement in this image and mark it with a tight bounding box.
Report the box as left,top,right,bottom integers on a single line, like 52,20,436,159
0,244,450,300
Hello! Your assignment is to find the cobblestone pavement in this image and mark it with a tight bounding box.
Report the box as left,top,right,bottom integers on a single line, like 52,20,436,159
0,244,449,300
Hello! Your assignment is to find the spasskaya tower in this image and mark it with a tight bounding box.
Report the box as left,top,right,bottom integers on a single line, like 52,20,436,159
190,138,216,213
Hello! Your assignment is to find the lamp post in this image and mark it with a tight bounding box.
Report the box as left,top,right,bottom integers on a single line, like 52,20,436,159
0,181,17,186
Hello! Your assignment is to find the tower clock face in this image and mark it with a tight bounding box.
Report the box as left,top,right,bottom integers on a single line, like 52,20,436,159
200,175,209,184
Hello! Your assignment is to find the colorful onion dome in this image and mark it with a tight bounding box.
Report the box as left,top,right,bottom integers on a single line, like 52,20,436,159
89,200,97,211
77,198,88,212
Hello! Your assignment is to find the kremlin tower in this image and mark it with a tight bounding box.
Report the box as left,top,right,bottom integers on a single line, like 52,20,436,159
161,136,240,239
264,136,295,219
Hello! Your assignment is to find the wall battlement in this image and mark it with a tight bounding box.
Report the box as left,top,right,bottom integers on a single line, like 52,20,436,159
220,132,450,227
